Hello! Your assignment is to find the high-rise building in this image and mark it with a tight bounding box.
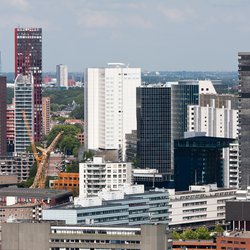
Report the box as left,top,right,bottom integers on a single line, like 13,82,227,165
14,27,42,143
0,76,7,156
137,84,172,186
56,64,68,88
238,52,250,189
14,74,33,153
6,99,15,154
136,81,217,187
42,97,50,136
85,63,141,160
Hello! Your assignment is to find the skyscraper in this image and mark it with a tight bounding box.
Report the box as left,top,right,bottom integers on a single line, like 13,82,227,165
42,97,51,136
85,63,141,160
136,84,172,186
14,27,42,143
0,76,7,156
56,64,68,88
14,74,33,153
238,52,250,188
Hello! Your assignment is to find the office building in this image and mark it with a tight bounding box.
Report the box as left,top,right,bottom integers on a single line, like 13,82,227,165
136,80,216,187
79,157,133,197
14,74,33,153
125,130,137,162
2,222,169,250
0,76,7,156
42,96,50,136
43,186,168,226
137,84,172,186
15,27,42,143
85,63,141,161
238,52,250,188
56,64,68,87
168,184,236,229
6,100,15,153
174,136,234,191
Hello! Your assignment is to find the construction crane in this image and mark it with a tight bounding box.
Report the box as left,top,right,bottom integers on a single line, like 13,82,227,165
22,111,64,188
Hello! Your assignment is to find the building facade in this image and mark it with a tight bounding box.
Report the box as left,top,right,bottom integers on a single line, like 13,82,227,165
15,27,42,143
238,52,250,188
137,84,172,186
79,157,133,197
14,74,33,153
56,64,68,87
6,100,15,153
0,154,34,182
0,76,7,156
2,223,169,250
168,184,237,229
42,96,50,136
174,136,234,191
43,188,169,226
85,63,141,160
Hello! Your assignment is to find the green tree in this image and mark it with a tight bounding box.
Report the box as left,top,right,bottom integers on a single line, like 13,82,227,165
181,229,198,240
214,224,224,236
195,227,211,240
172,231,181,240
70,104,84,119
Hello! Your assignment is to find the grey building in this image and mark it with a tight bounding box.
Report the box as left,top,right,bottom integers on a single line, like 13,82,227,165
43,190,168,226
238,52,250,188
2,222,170,250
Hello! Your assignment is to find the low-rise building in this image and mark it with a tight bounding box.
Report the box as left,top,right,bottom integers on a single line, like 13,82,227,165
43,185,168,226
168,184,237,229
2,222,170,250
50,172,79,194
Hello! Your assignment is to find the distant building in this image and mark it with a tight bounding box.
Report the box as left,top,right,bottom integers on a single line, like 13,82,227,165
168,184,236,229
125,130,137,162
14,74,33,153
174,136,235,191
15,27,42,143
85,63,141,161
42,96,50,136
56,64,68,87
2,222,170,250
79,157,133,197
0,76,7,156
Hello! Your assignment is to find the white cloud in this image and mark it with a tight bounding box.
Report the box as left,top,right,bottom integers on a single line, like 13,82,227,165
3,0,30,11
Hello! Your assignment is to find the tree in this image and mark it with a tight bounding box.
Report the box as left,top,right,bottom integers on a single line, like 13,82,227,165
82,150,94,162
70,104,84,119
172,231,181,240
195,227,211,240
181,229,198,240
214,224,224,236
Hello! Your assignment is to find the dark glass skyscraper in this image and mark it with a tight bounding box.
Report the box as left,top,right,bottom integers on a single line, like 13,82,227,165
137,85,172,187
14,27,42,142
238,52,250,188
0,76,7,156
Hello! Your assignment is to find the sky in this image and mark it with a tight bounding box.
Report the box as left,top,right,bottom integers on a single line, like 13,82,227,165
0,0,250,72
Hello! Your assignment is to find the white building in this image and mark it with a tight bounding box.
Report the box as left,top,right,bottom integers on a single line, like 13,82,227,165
56,64,68,88
14,74,33,153
168,184,237,229
79,156,133,197
85,63,141,160
187,99,239,139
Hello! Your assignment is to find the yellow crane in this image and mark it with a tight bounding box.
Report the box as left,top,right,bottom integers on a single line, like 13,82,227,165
22,111,64,188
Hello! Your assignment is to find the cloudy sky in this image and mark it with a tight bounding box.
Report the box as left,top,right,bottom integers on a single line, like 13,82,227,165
0,0,249,72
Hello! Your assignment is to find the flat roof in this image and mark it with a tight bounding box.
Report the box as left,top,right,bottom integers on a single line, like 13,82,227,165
0,187,72,198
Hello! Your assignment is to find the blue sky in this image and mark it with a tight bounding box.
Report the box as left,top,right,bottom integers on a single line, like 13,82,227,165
0,0,250,72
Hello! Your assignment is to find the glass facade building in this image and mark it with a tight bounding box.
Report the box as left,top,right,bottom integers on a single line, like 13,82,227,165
137,85,172,186
174,136,234,191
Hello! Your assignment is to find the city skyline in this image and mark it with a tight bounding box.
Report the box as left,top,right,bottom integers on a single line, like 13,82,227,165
0,0,250,72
